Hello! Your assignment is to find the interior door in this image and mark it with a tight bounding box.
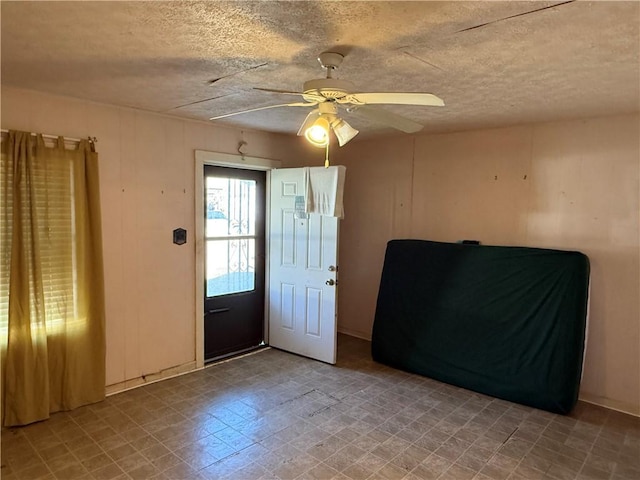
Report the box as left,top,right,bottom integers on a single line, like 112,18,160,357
204,165,265,361
268,168,339,364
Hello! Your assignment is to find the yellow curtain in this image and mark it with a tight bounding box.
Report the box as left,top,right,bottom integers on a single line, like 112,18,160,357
0,131,105,427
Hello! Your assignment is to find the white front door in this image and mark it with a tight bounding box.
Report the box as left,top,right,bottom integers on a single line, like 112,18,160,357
268,168,339,364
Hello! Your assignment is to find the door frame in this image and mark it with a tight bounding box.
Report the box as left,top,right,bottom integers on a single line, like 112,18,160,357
194,150,281,369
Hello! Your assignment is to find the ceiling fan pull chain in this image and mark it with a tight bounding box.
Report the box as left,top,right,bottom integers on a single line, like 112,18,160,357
325,142,330,168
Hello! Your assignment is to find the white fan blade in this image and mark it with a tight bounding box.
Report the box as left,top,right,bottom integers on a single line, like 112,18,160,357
341,92,444,107
210,102,315,120
349,105,424,133
254,87,326,103
254,87,304,95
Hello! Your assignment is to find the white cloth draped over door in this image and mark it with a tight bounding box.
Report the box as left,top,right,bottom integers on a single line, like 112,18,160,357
304,165,346,218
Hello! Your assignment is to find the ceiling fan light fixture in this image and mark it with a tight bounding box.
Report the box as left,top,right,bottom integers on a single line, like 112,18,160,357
297,110,319,136
330,118,359,146
304,116,330,147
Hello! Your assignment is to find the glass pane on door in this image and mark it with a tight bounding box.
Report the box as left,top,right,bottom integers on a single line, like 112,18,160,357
205,177,256,238
205,175,258,297
206,239,255,297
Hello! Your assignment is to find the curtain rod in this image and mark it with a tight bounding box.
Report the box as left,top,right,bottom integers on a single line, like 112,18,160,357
0,129,97,144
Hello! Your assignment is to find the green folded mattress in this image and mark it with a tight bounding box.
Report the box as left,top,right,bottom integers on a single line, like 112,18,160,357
371,239,590,414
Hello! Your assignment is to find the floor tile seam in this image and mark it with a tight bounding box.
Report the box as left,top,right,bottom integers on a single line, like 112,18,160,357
567,429,599,466
518,444,589,480
10,428,58,478
2,459,50,480
411,451,453,476
40,447,91,479
442,461,479,479
65,439,113,475
145,423,186,448
101,411,155,443
576,460,615,479
199,430,281,473
56,415,100,447
465,425,526,477
554,444,590,474
0,434,44,464
508,438,550,479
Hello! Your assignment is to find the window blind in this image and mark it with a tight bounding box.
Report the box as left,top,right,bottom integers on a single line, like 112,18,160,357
0,138,79,342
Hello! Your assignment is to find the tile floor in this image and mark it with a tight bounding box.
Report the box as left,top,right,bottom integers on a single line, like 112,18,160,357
1,335,639,480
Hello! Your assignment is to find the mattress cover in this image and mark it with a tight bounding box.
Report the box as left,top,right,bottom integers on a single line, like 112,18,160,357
371,239,590,414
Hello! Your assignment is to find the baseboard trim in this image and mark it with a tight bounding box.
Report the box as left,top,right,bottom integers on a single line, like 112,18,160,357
578,392,640,417
106,361,200,396
205,346,270,367
105,349,272,397
338,327,372,341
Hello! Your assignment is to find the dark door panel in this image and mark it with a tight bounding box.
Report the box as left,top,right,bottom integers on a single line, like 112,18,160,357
204,166,265,361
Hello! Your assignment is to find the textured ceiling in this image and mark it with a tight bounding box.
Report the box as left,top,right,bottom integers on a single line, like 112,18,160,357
1,1,639,139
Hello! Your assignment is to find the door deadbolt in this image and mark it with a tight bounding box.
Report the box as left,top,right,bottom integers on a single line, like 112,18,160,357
328,265,338,272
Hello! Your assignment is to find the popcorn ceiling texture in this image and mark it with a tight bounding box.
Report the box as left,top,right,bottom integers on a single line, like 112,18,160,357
1,1,638,137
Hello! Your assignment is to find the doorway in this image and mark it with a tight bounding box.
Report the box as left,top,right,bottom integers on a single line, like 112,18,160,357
203,165,266,361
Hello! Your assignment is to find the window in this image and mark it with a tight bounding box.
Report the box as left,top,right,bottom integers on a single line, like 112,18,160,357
205,176,258,297
0,141,82,344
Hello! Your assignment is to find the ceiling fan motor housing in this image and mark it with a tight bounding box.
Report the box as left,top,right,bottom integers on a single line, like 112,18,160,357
303,78,355,102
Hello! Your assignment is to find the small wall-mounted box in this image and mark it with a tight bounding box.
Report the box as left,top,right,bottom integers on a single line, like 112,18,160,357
173,228,187,245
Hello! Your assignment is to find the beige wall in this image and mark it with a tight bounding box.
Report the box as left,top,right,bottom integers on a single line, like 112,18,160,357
3,86,639,415
1,86,314,391
336,114,640,415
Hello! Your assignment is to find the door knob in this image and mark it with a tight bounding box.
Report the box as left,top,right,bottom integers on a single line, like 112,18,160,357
325,279,336,286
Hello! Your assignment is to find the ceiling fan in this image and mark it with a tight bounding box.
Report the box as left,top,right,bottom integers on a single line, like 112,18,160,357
210,51,445,147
